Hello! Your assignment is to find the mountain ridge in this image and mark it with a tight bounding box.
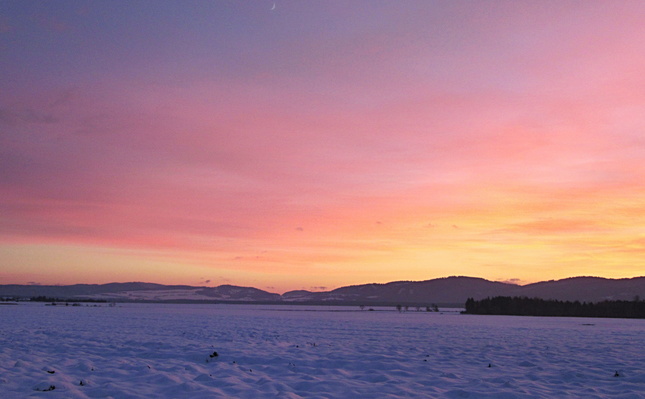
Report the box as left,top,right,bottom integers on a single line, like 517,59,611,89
1,276,644,306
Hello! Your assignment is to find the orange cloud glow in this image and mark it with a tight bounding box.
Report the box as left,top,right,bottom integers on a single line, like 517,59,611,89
2,1,645,291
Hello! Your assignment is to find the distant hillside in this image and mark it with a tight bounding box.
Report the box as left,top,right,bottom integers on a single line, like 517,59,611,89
1,276,644,306
282,277,519,304
0,282,182,298
0,283,278,303
519,277,645,302
196,285,281,302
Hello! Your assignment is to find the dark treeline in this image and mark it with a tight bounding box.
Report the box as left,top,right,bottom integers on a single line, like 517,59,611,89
464,296,645,319
30,296,108,303
0,297,20,302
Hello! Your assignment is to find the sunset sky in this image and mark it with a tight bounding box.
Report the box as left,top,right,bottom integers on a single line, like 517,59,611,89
2,1,645,293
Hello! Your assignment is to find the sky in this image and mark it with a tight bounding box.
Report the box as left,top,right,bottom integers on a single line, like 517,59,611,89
1,1,645,293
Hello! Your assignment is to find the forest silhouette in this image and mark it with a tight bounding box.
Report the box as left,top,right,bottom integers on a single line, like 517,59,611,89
464,296,645,318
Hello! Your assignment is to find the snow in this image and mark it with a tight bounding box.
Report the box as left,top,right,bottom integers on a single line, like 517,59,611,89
1,303,644,398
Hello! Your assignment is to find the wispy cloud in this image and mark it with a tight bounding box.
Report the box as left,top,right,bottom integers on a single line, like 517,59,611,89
0,107,59,125
33,13,70,32
502,219,607,235
0,16,12,33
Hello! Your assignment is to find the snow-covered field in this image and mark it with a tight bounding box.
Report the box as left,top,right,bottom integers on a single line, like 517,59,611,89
1,303,644,398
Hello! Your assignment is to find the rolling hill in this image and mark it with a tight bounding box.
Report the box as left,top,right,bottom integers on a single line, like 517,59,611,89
1,276,644,306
